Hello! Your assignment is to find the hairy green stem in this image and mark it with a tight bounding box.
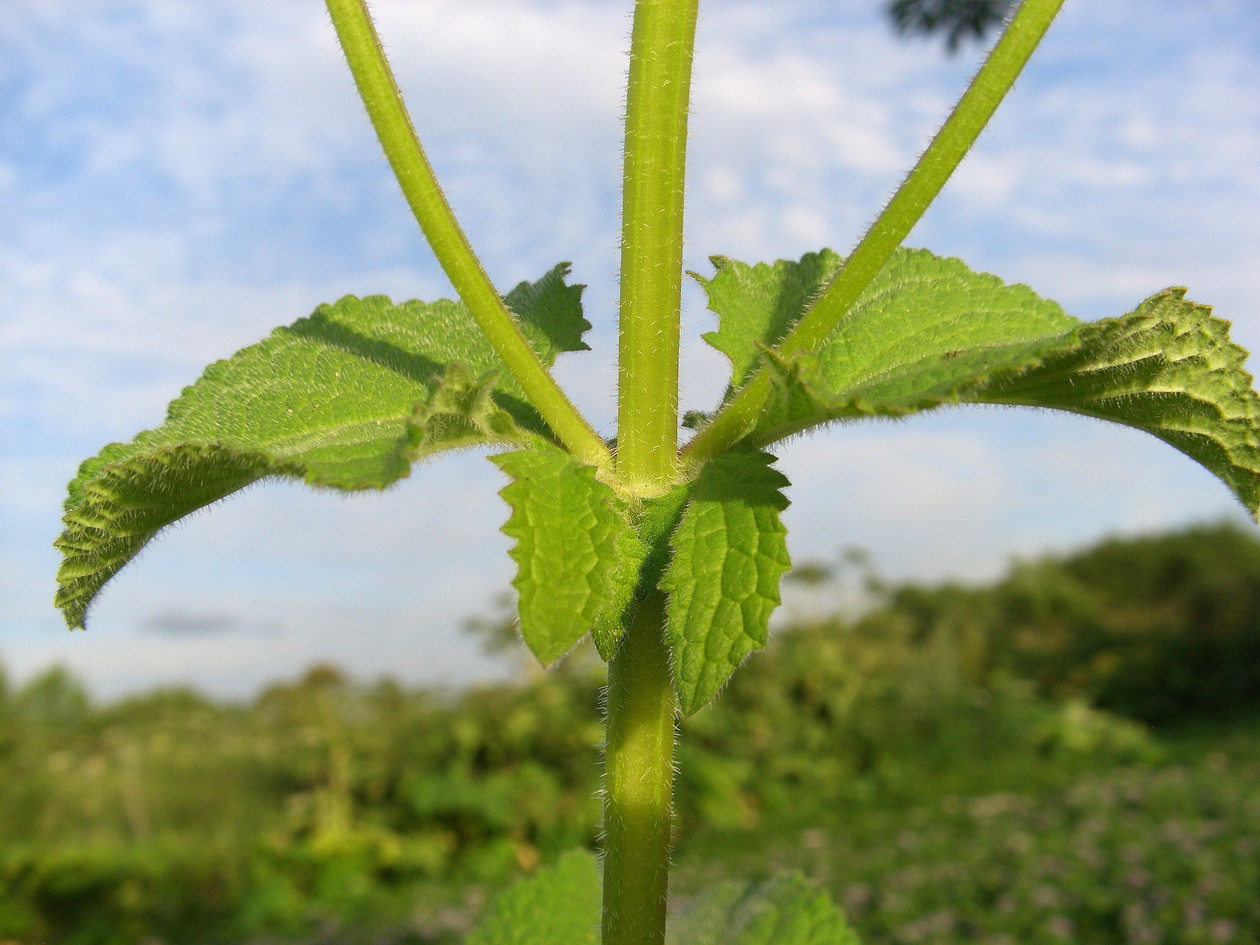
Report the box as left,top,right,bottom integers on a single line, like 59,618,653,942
604,2,698,934
325,0,611,471
616,0,700,491
602,592,677,945
682,0,1067,465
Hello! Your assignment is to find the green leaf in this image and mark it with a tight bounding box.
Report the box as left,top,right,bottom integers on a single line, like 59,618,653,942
669,874,860,945
698,247,1074,411
56,265,589,629
975,288,1260,513
661,450,791,715
618,482,694,645
464,849,600,945
492,444,645,665
696,249,848,396
698,248,1260,517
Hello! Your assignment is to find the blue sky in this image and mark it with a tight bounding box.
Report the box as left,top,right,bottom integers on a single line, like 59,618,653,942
3,0,1259,700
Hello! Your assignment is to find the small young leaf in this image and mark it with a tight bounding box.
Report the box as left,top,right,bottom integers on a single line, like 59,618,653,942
492,444,645,665
575,478,698,664
56,266,589,629
661,450,791,715
669,874,860,945
464,848,600,945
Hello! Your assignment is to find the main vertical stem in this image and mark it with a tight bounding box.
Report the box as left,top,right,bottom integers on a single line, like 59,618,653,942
602,592,677,945
616,0,700,491
606,0,698,939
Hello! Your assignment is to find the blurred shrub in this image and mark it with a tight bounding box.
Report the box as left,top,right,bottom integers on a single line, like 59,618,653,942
884,521,1260,725
677,613,1162,834
687,749,1260,945
0,663,604,943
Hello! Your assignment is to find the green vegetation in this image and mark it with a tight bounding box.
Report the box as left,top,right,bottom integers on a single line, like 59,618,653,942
50,0,1260,938
882,522,1260,725
12,524,1260,943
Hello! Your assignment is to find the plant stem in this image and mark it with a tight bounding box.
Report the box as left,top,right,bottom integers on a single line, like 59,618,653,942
325,0,611,471
616,0,701,491
602,3,697,938
682,0,1067,466
602,591,677,945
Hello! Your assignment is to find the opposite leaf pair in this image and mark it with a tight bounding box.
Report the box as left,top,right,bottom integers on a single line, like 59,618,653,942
495,442,790,715
496,245,1260,715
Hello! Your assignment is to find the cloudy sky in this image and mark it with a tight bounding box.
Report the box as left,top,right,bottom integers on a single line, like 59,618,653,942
3,0,1259,701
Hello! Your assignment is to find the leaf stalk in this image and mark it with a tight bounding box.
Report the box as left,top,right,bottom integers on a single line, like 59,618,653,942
682,0,1067,466
324,0,611,470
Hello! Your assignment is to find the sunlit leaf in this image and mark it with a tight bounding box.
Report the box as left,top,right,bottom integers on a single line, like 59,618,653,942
493,443,644,665
697,249,1260,517
662,450,791,715
56,266,589,628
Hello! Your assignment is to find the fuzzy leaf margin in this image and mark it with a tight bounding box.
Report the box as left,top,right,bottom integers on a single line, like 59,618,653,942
492,443,645,665
977,288,1260,513
56,266,589,629
661,450,791,715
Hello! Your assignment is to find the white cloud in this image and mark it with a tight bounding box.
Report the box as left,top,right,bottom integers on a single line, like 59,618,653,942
921,2,1260,333
7,594,508,702
377,0,626,132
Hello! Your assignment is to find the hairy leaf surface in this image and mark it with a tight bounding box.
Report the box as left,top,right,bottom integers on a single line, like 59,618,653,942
698,248,1073,410
56,266,589,628
975,289,1260,512
464,849,600,945
698,249,1260,516
662,450,790,715
669,874,860,945
696,249,850,394
493,444,644,665
574,480,698,663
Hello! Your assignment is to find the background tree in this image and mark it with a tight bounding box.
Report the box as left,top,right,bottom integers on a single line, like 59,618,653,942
887,0,1018,51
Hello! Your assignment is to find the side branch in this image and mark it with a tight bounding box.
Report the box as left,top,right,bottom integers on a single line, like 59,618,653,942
325,0,611,470
682,0,1067,466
